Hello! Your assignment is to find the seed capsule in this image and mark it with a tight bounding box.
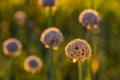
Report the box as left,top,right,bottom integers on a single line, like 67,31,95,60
65,39,91,62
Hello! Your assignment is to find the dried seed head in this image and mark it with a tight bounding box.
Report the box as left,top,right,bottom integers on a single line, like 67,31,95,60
41,0,55,7
40,27,63,50
14,11,27,25
65,39,92,62
24,55,43,74
79,9,100,29
3,38,22,57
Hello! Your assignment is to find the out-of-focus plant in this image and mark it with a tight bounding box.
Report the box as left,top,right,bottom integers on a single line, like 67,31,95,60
3,38,22,57
40,27,63,50
24,55,43,74
65,39,92,80
24,55,43,79
40,0,64,80
79,9,101,31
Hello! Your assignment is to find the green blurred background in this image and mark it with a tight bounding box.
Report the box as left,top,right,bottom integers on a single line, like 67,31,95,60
0,0,120,80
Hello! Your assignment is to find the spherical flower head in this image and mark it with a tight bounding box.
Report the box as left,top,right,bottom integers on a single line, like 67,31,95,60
79,9,100,29
65,39,92,63
24,55,43,74
40,27,63,50
41,0,56,7
3,38,22,57
14,11,27,25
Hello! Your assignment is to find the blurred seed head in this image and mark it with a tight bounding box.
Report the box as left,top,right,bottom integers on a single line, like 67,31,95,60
24,55,43,74
0,20,10,38
0,21,10,32
79,9,100,29
91,25,100,34
40,27,63,50
92,56,100,74
65,39,91,62
3,38,22,57
41,0,56,7
26,20,35,28
14,11,27,25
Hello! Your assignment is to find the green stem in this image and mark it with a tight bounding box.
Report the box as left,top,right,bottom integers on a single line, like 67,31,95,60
47,48,53,80
46,6,54,80
92,35,97,55
10,58,14,80
31,73,34,80
85,58,92,80
78,62,82,80
17,25,26,42
48,7,52,27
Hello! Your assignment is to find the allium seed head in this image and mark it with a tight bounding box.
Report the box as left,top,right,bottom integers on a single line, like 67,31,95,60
41,0,55,7
24,55,43,74
40,27,63,50
79,9,100,29
3,38,22,57
14,11,27,25
65,39,92,62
